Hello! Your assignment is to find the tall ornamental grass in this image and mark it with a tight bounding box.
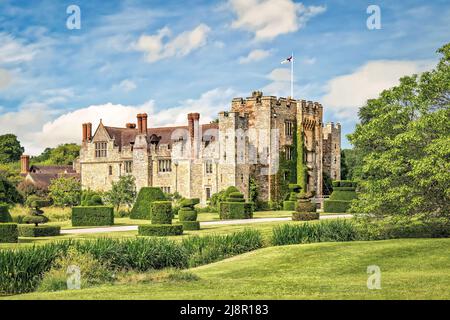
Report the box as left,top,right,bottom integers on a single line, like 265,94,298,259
271,219,358,246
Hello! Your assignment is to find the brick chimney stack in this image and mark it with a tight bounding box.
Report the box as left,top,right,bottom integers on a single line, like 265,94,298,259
20,155,30,174
141,113,148,134
137,114,144,134
82,123,87,142
86,123,92,141
126,123,136,129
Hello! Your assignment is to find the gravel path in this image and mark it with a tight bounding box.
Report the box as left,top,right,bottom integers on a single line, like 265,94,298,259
60,214,352,235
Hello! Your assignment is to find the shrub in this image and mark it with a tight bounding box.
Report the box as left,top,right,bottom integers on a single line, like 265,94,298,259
292,212,320,221
181,221,200,231
178,210,197,221
0,223,18,243
72,206,114,226
11,213,26,224
219,202,253,219
138,224,183,236
80,190,104,206
18,225,60,237
181,229,263,267
37,247,113,292
180,198,200,207
0,242,70,294
272,219,358,246
323,200,352,213
0,204,12,222
329,190,357,201
130,187,166,219
151,201,173,224
282,201,296,211
296,202,317,212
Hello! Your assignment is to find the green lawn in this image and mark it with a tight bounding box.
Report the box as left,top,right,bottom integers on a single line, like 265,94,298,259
5,238,450,300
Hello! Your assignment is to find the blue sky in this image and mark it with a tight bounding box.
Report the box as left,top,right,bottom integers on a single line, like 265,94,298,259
0,0,448,154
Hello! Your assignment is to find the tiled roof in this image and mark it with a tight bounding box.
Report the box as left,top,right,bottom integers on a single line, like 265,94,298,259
29,165,76,174
104,123,219,149
27,172,80,188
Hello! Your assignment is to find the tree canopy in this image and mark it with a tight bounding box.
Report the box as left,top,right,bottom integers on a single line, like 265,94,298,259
348,43,450,218
0,134,24,164
33,143,80,165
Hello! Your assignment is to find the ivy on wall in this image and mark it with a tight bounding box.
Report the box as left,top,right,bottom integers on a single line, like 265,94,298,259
296,126,308,192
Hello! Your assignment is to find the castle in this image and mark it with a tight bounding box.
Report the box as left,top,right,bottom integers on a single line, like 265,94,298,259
78,91,341,205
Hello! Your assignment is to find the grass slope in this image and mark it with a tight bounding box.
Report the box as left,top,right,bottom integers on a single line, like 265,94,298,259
5,238,450,300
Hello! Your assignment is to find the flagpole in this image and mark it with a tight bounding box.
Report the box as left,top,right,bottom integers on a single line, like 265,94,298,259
291,51,294,98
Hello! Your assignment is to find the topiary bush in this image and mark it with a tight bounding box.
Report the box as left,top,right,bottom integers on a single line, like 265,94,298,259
0,223,18,243
151,201,173,224
138,224,183,236
23,196,51,227
80,190,104,206
130,187,166,219
178,210,197,221
0,204,12,223
283,184,301,211
181,221,200,231
18,225,61,237
72,206,114,226
219,201,253,220
324,180,357,213
292,193,319,221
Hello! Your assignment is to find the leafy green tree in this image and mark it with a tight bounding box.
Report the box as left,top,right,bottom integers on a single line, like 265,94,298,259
348,43,450,218
340,149,363,181
31,147,52,163
105,175,136,211
0,177,23,204
45,143,80,165
48,177,81,207
0,134,24,164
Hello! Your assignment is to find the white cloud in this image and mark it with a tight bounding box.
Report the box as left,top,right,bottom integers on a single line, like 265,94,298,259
0,88,237,155
239,49,271,64
114,79,137,92
321,60,436,119
136,24,211,62
0,69,12,89
0,32,38,64
229,0,326,41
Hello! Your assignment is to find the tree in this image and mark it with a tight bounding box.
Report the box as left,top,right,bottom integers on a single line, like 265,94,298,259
348,43,450,218
45,143,80,165
105,175,136,211
31,147,52,163
48,177,81,207
0,134,24,164
0,177,23,204
340,149,363,181
17,180,48,199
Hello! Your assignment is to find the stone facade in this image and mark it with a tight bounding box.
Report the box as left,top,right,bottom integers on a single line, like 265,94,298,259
79,91,341,205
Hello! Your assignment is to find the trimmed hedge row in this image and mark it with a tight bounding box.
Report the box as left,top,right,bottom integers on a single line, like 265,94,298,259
151,201,173,224
0,223,18,243
130,187,166,219
138,224,183,236
0,204,12,223
72,206,114,226
329,190,357,201
292,212,320,221
18,225,60,237
331,180,357,188
219,202,253,219
323,200,352,213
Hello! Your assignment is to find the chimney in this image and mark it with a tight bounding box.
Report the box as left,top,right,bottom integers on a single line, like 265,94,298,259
82,123,87,142
137,114,143,134
126,123,136,129
20,155,30,174
86,123,92,141
141,113,148,134
187,113,200,158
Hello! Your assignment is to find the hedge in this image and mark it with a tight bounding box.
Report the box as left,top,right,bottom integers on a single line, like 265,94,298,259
332,180,357,188
130,187,166,219
283,201,296,211
0,223,18,243
178,210,197,221
18,225,61,237
180,198,200,207
138,224,183,236
0,204,12,223
292,212,320,221
329,190,357,201
181,221,200,231
151,201,173,224
323,200,351,213
296,202,317,212
72,206,114,226
219,202,253,219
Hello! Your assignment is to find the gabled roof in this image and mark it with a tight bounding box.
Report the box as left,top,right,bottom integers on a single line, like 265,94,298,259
103,123,219,149
29,165,76,174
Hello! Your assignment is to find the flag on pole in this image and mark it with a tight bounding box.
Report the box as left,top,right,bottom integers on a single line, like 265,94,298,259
281,55,293,64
